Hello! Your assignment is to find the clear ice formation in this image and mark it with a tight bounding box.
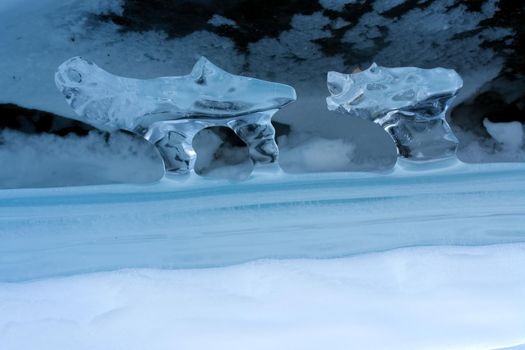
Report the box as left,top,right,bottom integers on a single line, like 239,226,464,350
55,57,296,174
326,63,463,162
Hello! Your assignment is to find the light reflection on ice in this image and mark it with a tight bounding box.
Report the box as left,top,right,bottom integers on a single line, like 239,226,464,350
1,162,524,282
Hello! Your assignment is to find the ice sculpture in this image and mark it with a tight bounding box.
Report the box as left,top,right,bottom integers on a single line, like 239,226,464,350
55,57,296,174
326,63,463,162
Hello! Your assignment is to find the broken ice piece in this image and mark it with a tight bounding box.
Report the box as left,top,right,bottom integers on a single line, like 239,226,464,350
326,63,463,162
55,56,296,175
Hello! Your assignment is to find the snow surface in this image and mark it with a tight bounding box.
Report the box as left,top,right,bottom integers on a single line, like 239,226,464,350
0,125,395,187
0,129,163,188
484,119,524,151
278,134,358,172
1,244,524,350
456,126,525,164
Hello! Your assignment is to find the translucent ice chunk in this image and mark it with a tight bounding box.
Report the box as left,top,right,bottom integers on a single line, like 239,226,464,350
55,56,296,174
326,63,463,162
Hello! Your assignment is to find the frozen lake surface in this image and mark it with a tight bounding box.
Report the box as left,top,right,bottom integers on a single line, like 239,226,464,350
1,162,525,349
1,162,525,282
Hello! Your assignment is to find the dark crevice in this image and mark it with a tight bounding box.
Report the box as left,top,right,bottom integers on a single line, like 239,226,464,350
478,0,525,80
446,0,485,13
0,104,92,136
100,0,322,52
314,0,376,60
381,0,434,19
451,90,525,141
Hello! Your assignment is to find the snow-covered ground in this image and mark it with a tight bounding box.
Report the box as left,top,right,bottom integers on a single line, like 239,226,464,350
1,158,524,349
1,162,524,349
1,244,524,350
0,129,163,188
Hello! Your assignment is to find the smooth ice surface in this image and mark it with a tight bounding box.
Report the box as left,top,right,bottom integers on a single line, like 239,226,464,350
55,56,296,131
326,63,463,116
1,162,525,282
327,63,463,161
1,244,524,350
55,56,296,173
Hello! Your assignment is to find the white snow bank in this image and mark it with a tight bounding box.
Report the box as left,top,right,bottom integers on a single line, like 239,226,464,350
278,134,357,172
483,119,524,151
193,128,253,180
0,126,390,188
459,140,525,163
0,129,163,188
1,244,524,350
456,126,525,163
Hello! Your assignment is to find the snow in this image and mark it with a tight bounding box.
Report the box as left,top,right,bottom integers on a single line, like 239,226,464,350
0,125,393,187
1,244,524,350
484,119,524,151
0,129,163,188
193,128,254,180
458,139,525,163
278,134,357,172
208,14,239,28
455,121,525,164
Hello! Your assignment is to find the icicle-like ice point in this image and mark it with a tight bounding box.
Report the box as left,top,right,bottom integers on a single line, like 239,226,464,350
326,63,463,165
55,56,296,175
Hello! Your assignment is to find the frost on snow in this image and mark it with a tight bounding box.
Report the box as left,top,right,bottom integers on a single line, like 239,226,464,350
483,118,524,152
